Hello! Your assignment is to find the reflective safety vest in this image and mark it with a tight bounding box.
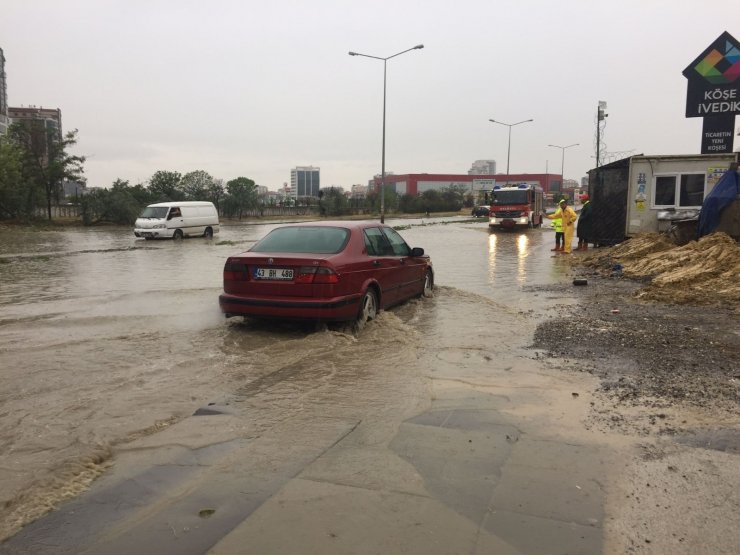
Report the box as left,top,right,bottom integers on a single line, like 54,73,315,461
553,218,563,232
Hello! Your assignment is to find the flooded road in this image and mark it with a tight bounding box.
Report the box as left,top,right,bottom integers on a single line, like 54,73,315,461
0,217,606,552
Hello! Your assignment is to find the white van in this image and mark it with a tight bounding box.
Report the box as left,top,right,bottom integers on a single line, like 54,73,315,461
134,201,220,240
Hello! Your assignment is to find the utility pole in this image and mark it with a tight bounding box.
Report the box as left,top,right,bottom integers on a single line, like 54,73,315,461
596,101,607,167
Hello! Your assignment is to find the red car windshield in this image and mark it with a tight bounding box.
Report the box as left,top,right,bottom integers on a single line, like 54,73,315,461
251,226,350,254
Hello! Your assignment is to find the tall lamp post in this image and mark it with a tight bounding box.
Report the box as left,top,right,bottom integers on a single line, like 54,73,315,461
488,118,533,182
349,44,424,223
548,143,579,199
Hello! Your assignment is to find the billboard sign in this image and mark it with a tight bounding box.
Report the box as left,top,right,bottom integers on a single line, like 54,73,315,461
701,115,735,153
472,178,495,191
683,31,740,118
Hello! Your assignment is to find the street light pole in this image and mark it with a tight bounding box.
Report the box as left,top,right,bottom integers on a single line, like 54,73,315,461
488,118,533,182
350,44,424,223
548,143,579,198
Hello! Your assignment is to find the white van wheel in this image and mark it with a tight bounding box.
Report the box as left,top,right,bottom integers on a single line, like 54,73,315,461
203,227,213,239
173,229,184,240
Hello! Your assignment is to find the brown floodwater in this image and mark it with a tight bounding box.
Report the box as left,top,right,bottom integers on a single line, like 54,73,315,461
0,217,578,543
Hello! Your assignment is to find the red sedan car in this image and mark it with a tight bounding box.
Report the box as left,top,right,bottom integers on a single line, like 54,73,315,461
219,221,433,328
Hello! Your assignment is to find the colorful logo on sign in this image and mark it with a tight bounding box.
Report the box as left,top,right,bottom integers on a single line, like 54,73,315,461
693,38,740,84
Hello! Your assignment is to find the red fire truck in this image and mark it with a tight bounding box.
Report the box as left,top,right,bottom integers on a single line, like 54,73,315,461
488,183,545,229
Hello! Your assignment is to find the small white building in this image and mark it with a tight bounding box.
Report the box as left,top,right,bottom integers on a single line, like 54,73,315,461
624,154,738,235
587,153,739,245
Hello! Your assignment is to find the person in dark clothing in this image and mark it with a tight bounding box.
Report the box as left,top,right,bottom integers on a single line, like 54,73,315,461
576,194,592,250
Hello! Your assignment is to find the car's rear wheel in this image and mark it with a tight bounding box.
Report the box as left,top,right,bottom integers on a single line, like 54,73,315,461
173,229,184,240
203,227,213,239
422,270,434,298
355,288,378,331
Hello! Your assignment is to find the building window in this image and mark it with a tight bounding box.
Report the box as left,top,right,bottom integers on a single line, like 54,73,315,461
652,173,706,209
654,176,676,206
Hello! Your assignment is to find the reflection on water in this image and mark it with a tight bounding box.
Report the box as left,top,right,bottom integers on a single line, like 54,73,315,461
516,233,529,286
485,230,531,290
487,233,497,283
399,221,569,305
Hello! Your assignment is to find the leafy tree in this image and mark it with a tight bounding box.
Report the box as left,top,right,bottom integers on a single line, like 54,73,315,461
223,176,258,219
441,185,465,210
364,190,379,213
80,186,141,226
206,178,225,210
0,136,27,220
421,189,442,212
321,187,349,216
397,186,464,214
112,178,153,206
398,193,418,213
7,123,85,220
148,170,182,201
181,170,214,200
380,186,399,213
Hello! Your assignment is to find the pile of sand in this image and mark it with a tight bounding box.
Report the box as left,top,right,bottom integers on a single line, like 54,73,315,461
580,232,740,308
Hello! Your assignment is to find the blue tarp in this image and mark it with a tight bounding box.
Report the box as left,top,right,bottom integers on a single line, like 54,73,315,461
697,170,740,238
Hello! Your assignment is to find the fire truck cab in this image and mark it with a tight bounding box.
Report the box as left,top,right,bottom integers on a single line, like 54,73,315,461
488,183,544,229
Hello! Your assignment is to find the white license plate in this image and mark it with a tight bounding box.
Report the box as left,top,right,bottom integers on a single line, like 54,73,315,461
254,267,294,280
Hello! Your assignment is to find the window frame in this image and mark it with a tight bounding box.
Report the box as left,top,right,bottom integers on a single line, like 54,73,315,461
363,227,393,256
651,172,707,209
380,227,412,257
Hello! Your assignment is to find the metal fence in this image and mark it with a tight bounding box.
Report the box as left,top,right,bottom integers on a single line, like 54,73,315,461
30,204,323,221
33,205,82,219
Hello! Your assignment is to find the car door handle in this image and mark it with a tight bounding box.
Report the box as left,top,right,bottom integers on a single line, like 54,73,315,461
372,260,381,266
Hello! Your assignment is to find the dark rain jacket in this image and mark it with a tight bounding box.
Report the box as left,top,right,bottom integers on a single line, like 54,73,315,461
577,200,592,239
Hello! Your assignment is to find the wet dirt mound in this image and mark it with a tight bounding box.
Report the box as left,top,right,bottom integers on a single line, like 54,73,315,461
578,232,740,309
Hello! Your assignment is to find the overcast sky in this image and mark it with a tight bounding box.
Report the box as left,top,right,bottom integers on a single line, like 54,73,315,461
2,0,737,190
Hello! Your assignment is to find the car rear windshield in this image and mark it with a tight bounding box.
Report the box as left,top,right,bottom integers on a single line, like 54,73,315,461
251,226,350,254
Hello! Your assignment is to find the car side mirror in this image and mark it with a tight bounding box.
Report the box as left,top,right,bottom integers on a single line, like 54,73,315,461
410,247,424,257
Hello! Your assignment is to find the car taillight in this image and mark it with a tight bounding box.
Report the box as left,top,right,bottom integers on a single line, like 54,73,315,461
295,266,339,284
224,261,249,281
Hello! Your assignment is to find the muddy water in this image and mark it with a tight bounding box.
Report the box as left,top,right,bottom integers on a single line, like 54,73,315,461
0,218,575,541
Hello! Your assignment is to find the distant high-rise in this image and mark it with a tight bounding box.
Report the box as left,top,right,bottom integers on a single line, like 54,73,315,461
8,106,63,165
0,48,8,135
9,106,62,138
468,160,496,175
290,166,320,198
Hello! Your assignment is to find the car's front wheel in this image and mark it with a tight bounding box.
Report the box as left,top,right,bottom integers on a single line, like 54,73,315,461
173,229,184,240
354,288,378,332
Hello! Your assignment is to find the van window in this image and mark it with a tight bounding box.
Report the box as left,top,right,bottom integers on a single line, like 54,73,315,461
139,206,168,218
167,207,182,220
